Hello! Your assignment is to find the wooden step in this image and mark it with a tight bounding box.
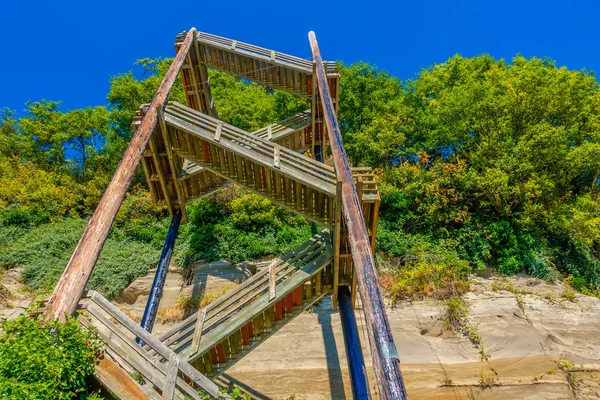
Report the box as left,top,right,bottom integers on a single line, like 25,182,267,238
153,230,334,377
160,102,337,227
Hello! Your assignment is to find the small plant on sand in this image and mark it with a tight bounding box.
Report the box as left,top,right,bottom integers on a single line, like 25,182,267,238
491,279,527,315
157,285,237,323
567,373,581,391
442,296,489,361
194,385,251,399
478,369,496,389
439,373,453,386
557,355,575,372
561,287,576,302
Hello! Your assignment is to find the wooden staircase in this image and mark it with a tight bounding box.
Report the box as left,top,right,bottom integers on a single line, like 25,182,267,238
250,110,312,152
154,230,334,378
141,101,338,226
43,27,397,400
77,292,229,400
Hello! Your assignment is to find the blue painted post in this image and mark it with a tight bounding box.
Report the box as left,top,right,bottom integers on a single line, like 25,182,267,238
137,209,182,343
339,286,371,399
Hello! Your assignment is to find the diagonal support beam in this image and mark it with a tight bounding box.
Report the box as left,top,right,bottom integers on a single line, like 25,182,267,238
309,31,408,400
44,28,198,322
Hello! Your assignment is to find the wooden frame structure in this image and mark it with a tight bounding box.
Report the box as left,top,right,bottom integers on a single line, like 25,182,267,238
44,28,406,399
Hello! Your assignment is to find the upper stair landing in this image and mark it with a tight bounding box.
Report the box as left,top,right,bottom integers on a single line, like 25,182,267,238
178,31,339,99
191,31,310,97
250,110,312,151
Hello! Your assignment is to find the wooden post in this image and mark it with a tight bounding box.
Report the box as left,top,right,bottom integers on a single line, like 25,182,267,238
44,28,198,322
332,176,342,309
309,31,408,400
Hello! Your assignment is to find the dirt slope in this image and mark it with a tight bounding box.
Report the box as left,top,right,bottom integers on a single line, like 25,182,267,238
114,264,600,399
2,262,599,399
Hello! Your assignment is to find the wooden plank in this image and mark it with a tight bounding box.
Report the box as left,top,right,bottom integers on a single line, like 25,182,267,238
162,354,179,400
269,261,277,301
157,109,188,223
333,176,342,310
172,150,332,227
167,107,332,182
90,292,229,399
309,31,406,400
274,144,280,168
148,132,174,216
164,237,329,353
187,251,333,362
44,28,198,322
189,308,207,356
156,233,330,350
83,307,171,391
215,121,223,142
94,356,156,400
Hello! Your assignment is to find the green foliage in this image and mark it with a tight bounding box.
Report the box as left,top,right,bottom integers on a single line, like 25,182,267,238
230,194,284,230
3,51,600,298
184,193,314,264
0,158,83,225
377,221,470,300
342,55,600,291
0,218,162,298
0,311,102,399
442,296,488,360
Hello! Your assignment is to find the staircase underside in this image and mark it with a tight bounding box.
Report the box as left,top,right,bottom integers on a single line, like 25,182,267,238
155,230,334,377
76,29,384,400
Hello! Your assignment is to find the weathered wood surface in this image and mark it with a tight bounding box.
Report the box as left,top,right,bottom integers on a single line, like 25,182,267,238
155,230,333,360
152,102,337,227
195,31,313,96
94,356,157,400
81,291,229,400
162,354,180,400
44,29,198,322
309,31,408,400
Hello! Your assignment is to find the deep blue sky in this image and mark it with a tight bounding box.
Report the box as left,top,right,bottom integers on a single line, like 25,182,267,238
1,0,598,114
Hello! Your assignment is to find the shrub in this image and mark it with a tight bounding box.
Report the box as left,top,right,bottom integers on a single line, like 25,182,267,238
230,194,283,231
0,218,161,298
0,158,83,225
377,222,470,300
0,311,102,399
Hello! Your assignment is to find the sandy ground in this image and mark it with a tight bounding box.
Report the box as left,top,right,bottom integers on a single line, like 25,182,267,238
113,263,600,399
0,266,35,319
2,262,600,399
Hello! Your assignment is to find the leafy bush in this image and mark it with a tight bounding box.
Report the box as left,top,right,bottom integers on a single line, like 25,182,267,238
230,193,284,231
0,159,83,225
212,222,313,264
0,311,102,399
377,222,470,300
183,192,314,265
0,218,161,298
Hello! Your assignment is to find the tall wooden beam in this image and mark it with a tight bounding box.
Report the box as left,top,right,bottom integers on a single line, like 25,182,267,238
309,31,408,400
44,28,197,322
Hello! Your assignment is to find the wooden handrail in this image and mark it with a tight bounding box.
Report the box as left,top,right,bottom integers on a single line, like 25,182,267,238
82,291,229,399
155,231,332,353
309,31,408,400
44,29,198,322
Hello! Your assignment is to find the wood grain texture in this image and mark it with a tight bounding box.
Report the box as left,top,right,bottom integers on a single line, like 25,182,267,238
94,356,156,400
309,31,408,400
44,29,197,322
